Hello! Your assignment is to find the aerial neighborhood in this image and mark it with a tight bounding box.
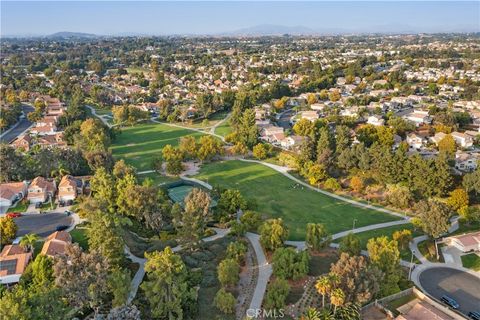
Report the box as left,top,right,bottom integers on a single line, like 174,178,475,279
0,7,480,319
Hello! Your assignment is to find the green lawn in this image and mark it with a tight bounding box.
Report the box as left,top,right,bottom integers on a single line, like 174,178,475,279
461,253,480,271
194,160,401,240
70,227,89,250
334,224,423,262
7,200,29,213
138,172,180,186
110,122,205,171
214,120,232,137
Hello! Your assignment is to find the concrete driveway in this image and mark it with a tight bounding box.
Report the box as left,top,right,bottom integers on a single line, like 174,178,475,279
15,212,73,237
419,267,480,315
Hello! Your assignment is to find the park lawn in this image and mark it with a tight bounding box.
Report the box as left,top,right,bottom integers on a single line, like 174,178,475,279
461,253,480,271
110,122,205,171
137,172,180,186
126,66,149,74
214,120,232,137
194,160,401,240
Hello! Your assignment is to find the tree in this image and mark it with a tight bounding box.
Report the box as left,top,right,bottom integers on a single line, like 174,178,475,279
217,258,240,287
330,253,382,305
77,118,111,152
19,233,39,253
306,163,328,186
217,189,247,219
385,184,413,209
392,229,413,250
113,159,136,179
272,247,309,280
226,241,247,264
259,218,289,252
315,275,333,308
463,169,480,196
447,188,469,213
141,247,196,320
293,118,316,137
339,233,361,256
162,144,184,175
240,210,262,231
350,176,364,193
306,223,331,252
90,167,116,211
252,143,268,159
214,288,235,314
53,244,110,313
174,188,211,248
324,178,341,191
179,136,197,159
438,134,456,157
87,216,125,267
329,90,341,102
330,288,345,315
264,278,290,310
367,237,401,296
108,268,131,307
414,199,451,238
0,217,18,245
197,135,222,161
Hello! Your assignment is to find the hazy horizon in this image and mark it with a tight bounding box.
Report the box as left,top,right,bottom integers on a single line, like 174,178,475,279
1,1,479,37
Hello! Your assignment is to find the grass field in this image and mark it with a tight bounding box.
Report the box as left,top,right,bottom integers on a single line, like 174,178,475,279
111,122,205,170
194,160,401,240
461,253,480,271
214,120,232,137
70,226,89,250
138,172,180,185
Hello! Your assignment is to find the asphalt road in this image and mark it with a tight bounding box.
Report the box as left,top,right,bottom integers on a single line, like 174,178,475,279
277,109,295,129
15,213,73,237
419,267,480,315
0,104,34,143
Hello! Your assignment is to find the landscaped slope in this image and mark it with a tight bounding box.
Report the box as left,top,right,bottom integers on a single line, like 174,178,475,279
194,160,401,240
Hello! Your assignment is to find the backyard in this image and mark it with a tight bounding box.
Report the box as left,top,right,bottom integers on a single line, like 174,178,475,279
110,122,205,171
193,160,401,240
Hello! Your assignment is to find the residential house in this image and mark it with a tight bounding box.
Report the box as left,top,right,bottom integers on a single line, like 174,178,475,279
367,115,385,126
11,134,33,151
57,175,90,202
300,111,319,122
446,231,480,253
0,245,32,285
40,231,72,258
455,152,479,172
260,125,284,143
281,135,305,150
406,133,426,150
30,116,59,136
310,103,326,112
451,131,474,148
403,110,431,127
430,132,447,146
27,177,57,204
0,181,28,208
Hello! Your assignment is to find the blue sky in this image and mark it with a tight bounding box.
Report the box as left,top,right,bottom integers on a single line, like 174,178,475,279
1,1,479,36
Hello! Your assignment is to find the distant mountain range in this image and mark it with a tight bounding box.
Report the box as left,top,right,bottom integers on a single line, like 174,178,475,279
2,24,479,39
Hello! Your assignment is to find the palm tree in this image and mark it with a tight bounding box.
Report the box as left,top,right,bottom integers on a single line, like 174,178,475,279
20,233,39,253
315,276,332,308
330,288,345,316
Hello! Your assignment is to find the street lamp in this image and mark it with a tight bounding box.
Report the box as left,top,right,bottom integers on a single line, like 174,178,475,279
408,250,416,280
352,218,357,230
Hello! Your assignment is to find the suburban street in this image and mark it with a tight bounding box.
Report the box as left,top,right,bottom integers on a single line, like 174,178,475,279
15,213,73,237
419,267,480,315
0,104,34,143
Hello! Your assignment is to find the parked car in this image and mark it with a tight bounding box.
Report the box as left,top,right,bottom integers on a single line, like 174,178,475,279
469,311,480,320
441,295,459,309
6,212,22,218
66,200,73,206
35,202,42,209
59,201,65,207
55,225,69,231
64,210,72,216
